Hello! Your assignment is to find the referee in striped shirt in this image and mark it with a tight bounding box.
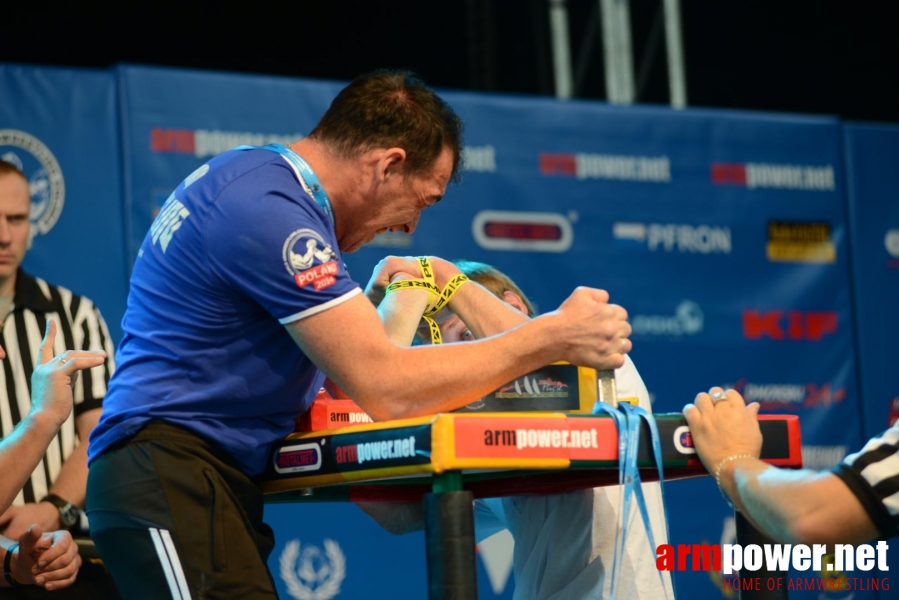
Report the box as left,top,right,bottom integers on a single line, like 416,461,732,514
0,160,118,597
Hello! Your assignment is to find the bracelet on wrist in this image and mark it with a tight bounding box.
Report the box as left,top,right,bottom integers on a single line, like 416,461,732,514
3,542,22,587
713,453,756,510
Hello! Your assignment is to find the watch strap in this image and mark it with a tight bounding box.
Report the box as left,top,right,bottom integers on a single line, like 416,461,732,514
40,494,80,529
3,542,22,587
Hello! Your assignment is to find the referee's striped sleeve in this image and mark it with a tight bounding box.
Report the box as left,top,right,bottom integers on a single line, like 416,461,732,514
832,424,899,538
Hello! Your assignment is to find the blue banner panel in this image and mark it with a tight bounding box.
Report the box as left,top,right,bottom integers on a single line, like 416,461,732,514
0,64,128,344
118,64,346,266
265,503,513,599
118,65,869,596
350,91,861,450
844,124,899,597
844,124,899,440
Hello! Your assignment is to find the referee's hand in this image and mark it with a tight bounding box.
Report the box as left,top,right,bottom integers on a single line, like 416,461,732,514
28,320,107,428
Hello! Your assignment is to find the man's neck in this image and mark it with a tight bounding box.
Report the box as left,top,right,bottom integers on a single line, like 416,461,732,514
0,273,16,298
289,139,365,244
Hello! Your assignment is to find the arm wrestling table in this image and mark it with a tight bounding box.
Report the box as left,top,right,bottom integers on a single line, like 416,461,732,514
259,411,801,599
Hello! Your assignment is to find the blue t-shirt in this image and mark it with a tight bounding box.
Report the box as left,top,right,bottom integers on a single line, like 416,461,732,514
88,147,360,475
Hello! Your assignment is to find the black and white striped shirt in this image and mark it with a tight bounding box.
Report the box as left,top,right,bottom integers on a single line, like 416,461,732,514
0,269,116,505
833,424,899,538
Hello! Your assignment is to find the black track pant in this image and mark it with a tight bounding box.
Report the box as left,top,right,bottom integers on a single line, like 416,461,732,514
86,421,277,599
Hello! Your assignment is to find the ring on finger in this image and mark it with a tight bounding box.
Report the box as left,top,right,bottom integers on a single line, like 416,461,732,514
711,390,727,403
56,356,68,365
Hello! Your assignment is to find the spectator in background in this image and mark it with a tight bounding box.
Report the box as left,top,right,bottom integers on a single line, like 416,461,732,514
685,387,893,545
1,321,106,592
367,258,673,599
0,161,118,598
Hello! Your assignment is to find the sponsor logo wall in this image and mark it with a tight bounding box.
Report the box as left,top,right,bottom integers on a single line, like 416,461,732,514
4,61,896,597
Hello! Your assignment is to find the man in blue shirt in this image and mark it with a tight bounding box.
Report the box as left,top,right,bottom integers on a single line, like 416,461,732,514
86,70,634,599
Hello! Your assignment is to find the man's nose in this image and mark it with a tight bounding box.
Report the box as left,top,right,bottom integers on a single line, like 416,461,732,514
398,213,422,235
0,218,10,244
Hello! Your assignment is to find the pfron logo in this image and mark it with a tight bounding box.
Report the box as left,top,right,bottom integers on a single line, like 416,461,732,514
711,162,835,191
742,310,838,341
0,129,65,242
613,222,731,254
149,127,303,158
282,229,339,290
632,301,704,337
539,152,671,182
279,539,346,600
472,210,573,252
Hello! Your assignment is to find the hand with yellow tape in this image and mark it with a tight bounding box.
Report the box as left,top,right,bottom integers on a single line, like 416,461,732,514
378,272,434,345
365,255,467,306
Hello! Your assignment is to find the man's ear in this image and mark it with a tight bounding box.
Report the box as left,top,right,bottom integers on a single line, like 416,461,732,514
376,148,407,184
501,290,528,315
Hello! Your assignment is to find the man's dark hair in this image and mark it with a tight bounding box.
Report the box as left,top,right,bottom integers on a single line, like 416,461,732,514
309,70,465,183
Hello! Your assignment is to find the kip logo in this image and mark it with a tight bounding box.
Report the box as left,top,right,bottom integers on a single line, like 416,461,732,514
274,443,322,475
711,162,835,191
472,210,573,253
282,229,339,291
743,310,838,341
149,127,303,158
0,129,65,242
496,377,569,399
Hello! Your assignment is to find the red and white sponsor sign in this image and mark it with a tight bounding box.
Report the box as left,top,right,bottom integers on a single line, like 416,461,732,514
295,260,338,291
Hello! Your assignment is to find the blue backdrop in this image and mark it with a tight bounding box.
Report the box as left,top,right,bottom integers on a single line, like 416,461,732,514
2,61,896,599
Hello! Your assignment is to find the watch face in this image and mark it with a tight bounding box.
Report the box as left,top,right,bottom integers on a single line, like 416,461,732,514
60,506,79,528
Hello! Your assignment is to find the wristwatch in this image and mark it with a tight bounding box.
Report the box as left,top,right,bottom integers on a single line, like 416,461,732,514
40,494,81,531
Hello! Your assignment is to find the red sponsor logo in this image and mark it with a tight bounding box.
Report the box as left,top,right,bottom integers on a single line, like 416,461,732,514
276,448,318,469
711,162,747,185
742,310,838,341
295,260,338,291
484,222,563,241
150,127,196,154
335,445,358,464
538,152,577,176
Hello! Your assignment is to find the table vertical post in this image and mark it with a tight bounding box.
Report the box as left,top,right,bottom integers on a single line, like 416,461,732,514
735,511,788,599
424,472,478,600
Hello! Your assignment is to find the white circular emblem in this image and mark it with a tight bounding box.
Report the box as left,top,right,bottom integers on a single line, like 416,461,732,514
282,228,337,275
0,129,65,242
279,539,346,600
885,229,899,258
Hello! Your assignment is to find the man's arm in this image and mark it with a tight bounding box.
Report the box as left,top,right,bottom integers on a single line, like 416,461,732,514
288,284,629,422
0,322,106,522
685,388,879,545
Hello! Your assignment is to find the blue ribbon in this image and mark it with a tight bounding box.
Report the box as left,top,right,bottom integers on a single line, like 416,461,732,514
592,400,673,599
238,143,336,232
